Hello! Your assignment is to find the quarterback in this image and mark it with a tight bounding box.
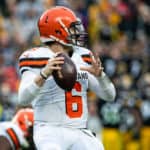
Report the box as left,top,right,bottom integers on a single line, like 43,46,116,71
18,6,116,150
0,108,34,150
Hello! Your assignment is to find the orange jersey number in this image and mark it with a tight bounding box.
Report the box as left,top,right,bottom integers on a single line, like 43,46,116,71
65,82,83,118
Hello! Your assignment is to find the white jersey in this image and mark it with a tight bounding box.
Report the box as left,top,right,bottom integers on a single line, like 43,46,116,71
0,122,28,150
19,46,116,128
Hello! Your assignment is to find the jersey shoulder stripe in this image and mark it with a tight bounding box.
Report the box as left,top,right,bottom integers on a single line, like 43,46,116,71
73,46,92,65
19,47,54,74
6,128,20,149
19,57,49,68
81,54,92,64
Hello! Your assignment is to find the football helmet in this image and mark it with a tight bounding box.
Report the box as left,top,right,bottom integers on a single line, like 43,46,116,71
38,6,87,47
12,108,34,136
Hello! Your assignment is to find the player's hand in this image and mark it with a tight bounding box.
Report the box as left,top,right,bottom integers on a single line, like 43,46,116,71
42,54,64,77
80,52,103,77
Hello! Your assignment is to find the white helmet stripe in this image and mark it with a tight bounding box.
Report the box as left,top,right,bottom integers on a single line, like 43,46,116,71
58,18,69,34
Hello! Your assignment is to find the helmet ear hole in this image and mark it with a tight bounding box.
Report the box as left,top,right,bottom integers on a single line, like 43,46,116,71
55,30,62,35
19,120,24,125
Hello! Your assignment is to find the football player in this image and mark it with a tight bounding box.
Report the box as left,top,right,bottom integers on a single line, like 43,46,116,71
18,6,116,150
0,108,34,150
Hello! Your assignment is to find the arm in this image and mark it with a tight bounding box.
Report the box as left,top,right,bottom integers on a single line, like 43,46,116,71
81,52,116,101
18,56,64,106
18,71,42,106
88,72,116,101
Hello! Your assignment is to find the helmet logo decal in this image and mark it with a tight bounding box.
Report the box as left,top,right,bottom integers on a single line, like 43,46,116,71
45,16,48,23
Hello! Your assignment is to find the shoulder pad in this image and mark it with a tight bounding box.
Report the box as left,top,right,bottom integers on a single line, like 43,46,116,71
19,47,51,74
74,46,93,65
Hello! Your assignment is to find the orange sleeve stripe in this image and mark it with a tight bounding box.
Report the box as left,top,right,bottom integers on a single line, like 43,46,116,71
19,60,48,67
6,128,20,149
82,57,92,62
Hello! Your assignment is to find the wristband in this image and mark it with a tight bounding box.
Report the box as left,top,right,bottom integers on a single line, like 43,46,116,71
40,70,48,80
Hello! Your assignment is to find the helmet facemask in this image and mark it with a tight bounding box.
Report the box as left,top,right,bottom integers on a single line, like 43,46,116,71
67,21,88,47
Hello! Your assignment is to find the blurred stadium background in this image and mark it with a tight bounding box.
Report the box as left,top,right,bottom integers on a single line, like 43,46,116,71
0,0,150,150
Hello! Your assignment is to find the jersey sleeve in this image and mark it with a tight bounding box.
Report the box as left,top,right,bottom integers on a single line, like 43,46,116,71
19,49,49,75
75,46,116,101
18,48,49,106
74,46,93,66
80,52,92,65
88,72,116,101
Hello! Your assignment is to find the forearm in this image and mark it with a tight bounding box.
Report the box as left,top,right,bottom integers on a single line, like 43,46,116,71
89,72,116,101
97,72,116,101
18,56,63,105
18,71,46,106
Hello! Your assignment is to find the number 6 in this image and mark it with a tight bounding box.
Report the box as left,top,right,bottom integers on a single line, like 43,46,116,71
65,82,83,118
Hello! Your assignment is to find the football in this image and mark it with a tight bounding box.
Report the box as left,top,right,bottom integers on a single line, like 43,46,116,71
52,53,77,91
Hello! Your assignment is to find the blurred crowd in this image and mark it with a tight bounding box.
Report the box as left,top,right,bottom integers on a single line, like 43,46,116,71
0,0,150,150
